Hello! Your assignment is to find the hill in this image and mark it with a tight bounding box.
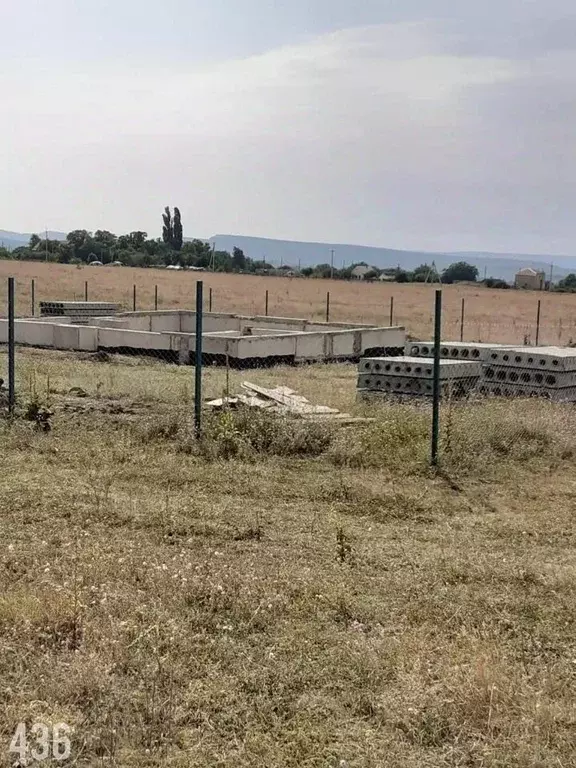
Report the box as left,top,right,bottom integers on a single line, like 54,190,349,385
209,235,575,283
2,229,574,282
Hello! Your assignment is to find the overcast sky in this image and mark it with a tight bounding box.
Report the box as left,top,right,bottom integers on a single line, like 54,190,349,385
1,1,576,254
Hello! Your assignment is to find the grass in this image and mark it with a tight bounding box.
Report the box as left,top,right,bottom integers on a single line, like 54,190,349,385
4,259,576,345
0,348,575,766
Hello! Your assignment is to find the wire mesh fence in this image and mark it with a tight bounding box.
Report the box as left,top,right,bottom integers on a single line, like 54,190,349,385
2,276,576,468
3,270,576,345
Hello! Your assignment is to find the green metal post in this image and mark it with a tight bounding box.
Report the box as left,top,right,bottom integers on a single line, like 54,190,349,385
431,289,442,466
194,281,204,439
460,298,465,342
535,300,541,346
133,284,136,312
209,287,213,313
265,290,269,316
84,281,88,302
31,279,35,316
389,296,394,326
8,277,15,414
154,284,158,311
326,291,330,323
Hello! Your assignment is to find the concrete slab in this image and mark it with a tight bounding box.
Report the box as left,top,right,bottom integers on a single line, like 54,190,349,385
486,346,576,372
482,365,576,388
360,356,481,379
479,382,576,402
407,341,515,361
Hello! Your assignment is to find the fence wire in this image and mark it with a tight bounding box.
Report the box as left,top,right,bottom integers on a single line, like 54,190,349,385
2,277,576,469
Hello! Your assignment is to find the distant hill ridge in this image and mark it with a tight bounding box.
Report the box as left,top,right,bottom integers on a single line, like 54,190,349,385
1,229,573,283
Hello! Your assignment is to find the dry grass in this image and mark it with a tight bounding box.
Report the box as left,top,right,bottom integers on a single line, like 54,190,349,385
0,348,575,766
3,260,576,344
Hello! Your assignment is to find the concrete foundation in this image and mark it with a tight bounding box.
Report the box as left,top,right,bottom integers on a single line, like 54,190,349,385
0,310,406,367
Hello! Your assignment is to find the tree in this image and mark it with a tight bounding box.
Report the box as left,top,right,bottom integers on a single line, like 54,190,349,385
128,231,147,249
29,234,41,250
556,273,576,292
395,269,411,283
162,206,183,251
232,246,246,271
172,208,183,251
412,263,438,282
162,207,172,246
442,261,479,284
484,277,510,289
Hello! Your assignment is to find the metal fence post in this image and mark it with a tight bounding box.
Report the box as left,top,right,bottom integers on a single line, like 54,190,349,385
133,285,136,312
389,296,394,326
154,284,158,311
84,280,88,302
535,299,541,346
194,280,204,439
209,287,213,313
431,289,442,467
460,298,465,342
265,290,269,317
8,277,15,414
326,291,330,323
31,279,35,316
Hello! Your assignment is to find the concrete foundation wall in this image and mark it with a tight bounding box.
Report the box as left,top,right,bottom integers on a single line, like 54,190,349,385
1,312,406,364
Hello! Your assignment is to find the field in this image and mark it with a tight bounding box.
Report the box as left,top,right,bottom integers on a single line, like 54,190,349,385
0,347,575,766
3,260,576,345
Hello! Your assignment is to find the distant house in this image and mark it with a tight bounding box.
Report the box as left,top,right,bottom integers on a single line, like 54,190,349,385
515,267,545,291
351,265,372,280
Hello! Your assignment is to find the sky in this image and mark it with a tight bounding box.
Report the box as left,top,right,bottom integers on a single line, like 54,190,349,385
1,0,576,255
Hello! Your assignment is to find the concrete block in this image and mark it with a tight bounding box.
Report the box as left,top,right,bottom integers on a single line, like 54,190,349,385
53,325,81,350
360,356,481,379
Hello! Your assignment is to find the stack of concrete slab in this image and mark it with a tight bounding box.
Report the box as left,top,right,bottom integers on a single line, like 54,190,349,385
357,356,481,399
40,301,120,323
478,346,576,402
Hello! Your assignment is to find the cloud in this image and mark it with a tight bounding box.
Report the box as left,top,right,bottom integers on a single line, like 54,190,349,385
1,14,576,253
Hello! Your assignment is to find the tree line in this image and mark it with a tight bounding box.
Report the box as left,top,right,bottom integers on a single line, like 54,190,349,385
0,206,520,286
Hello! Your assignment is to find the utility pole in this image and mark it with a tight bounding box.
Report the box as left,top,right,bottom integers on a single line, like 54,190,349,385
209,242,216,272
330,249,335,279
549,263,554,290
483,265,487,281
45,228,48,262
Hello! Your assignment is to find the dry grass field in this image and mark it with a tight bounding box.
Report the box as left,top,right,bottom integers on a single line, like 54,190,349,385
0,347,575,766
3,260,576,345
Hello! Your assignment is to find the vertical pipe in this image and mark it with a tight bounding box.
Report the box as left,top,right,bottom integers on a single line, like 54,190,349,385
265,290,269,316
133,284,136,312
194,281,204,439
535,299,541,346
460,298,465,342
8,277,15,415
31,278,35,317
389,296,394,326
84,280,88,302
431,289,442,467
154,284,158,311
209,287,213,313
326,291,330,323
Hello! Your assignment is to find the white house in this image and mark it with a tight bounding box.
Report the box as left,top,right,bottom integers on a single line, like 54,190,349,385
515,267,545,291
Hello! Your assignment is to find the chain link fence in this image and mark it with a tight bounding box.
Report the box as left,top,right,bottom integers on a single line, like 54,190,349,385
2,277,576,469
